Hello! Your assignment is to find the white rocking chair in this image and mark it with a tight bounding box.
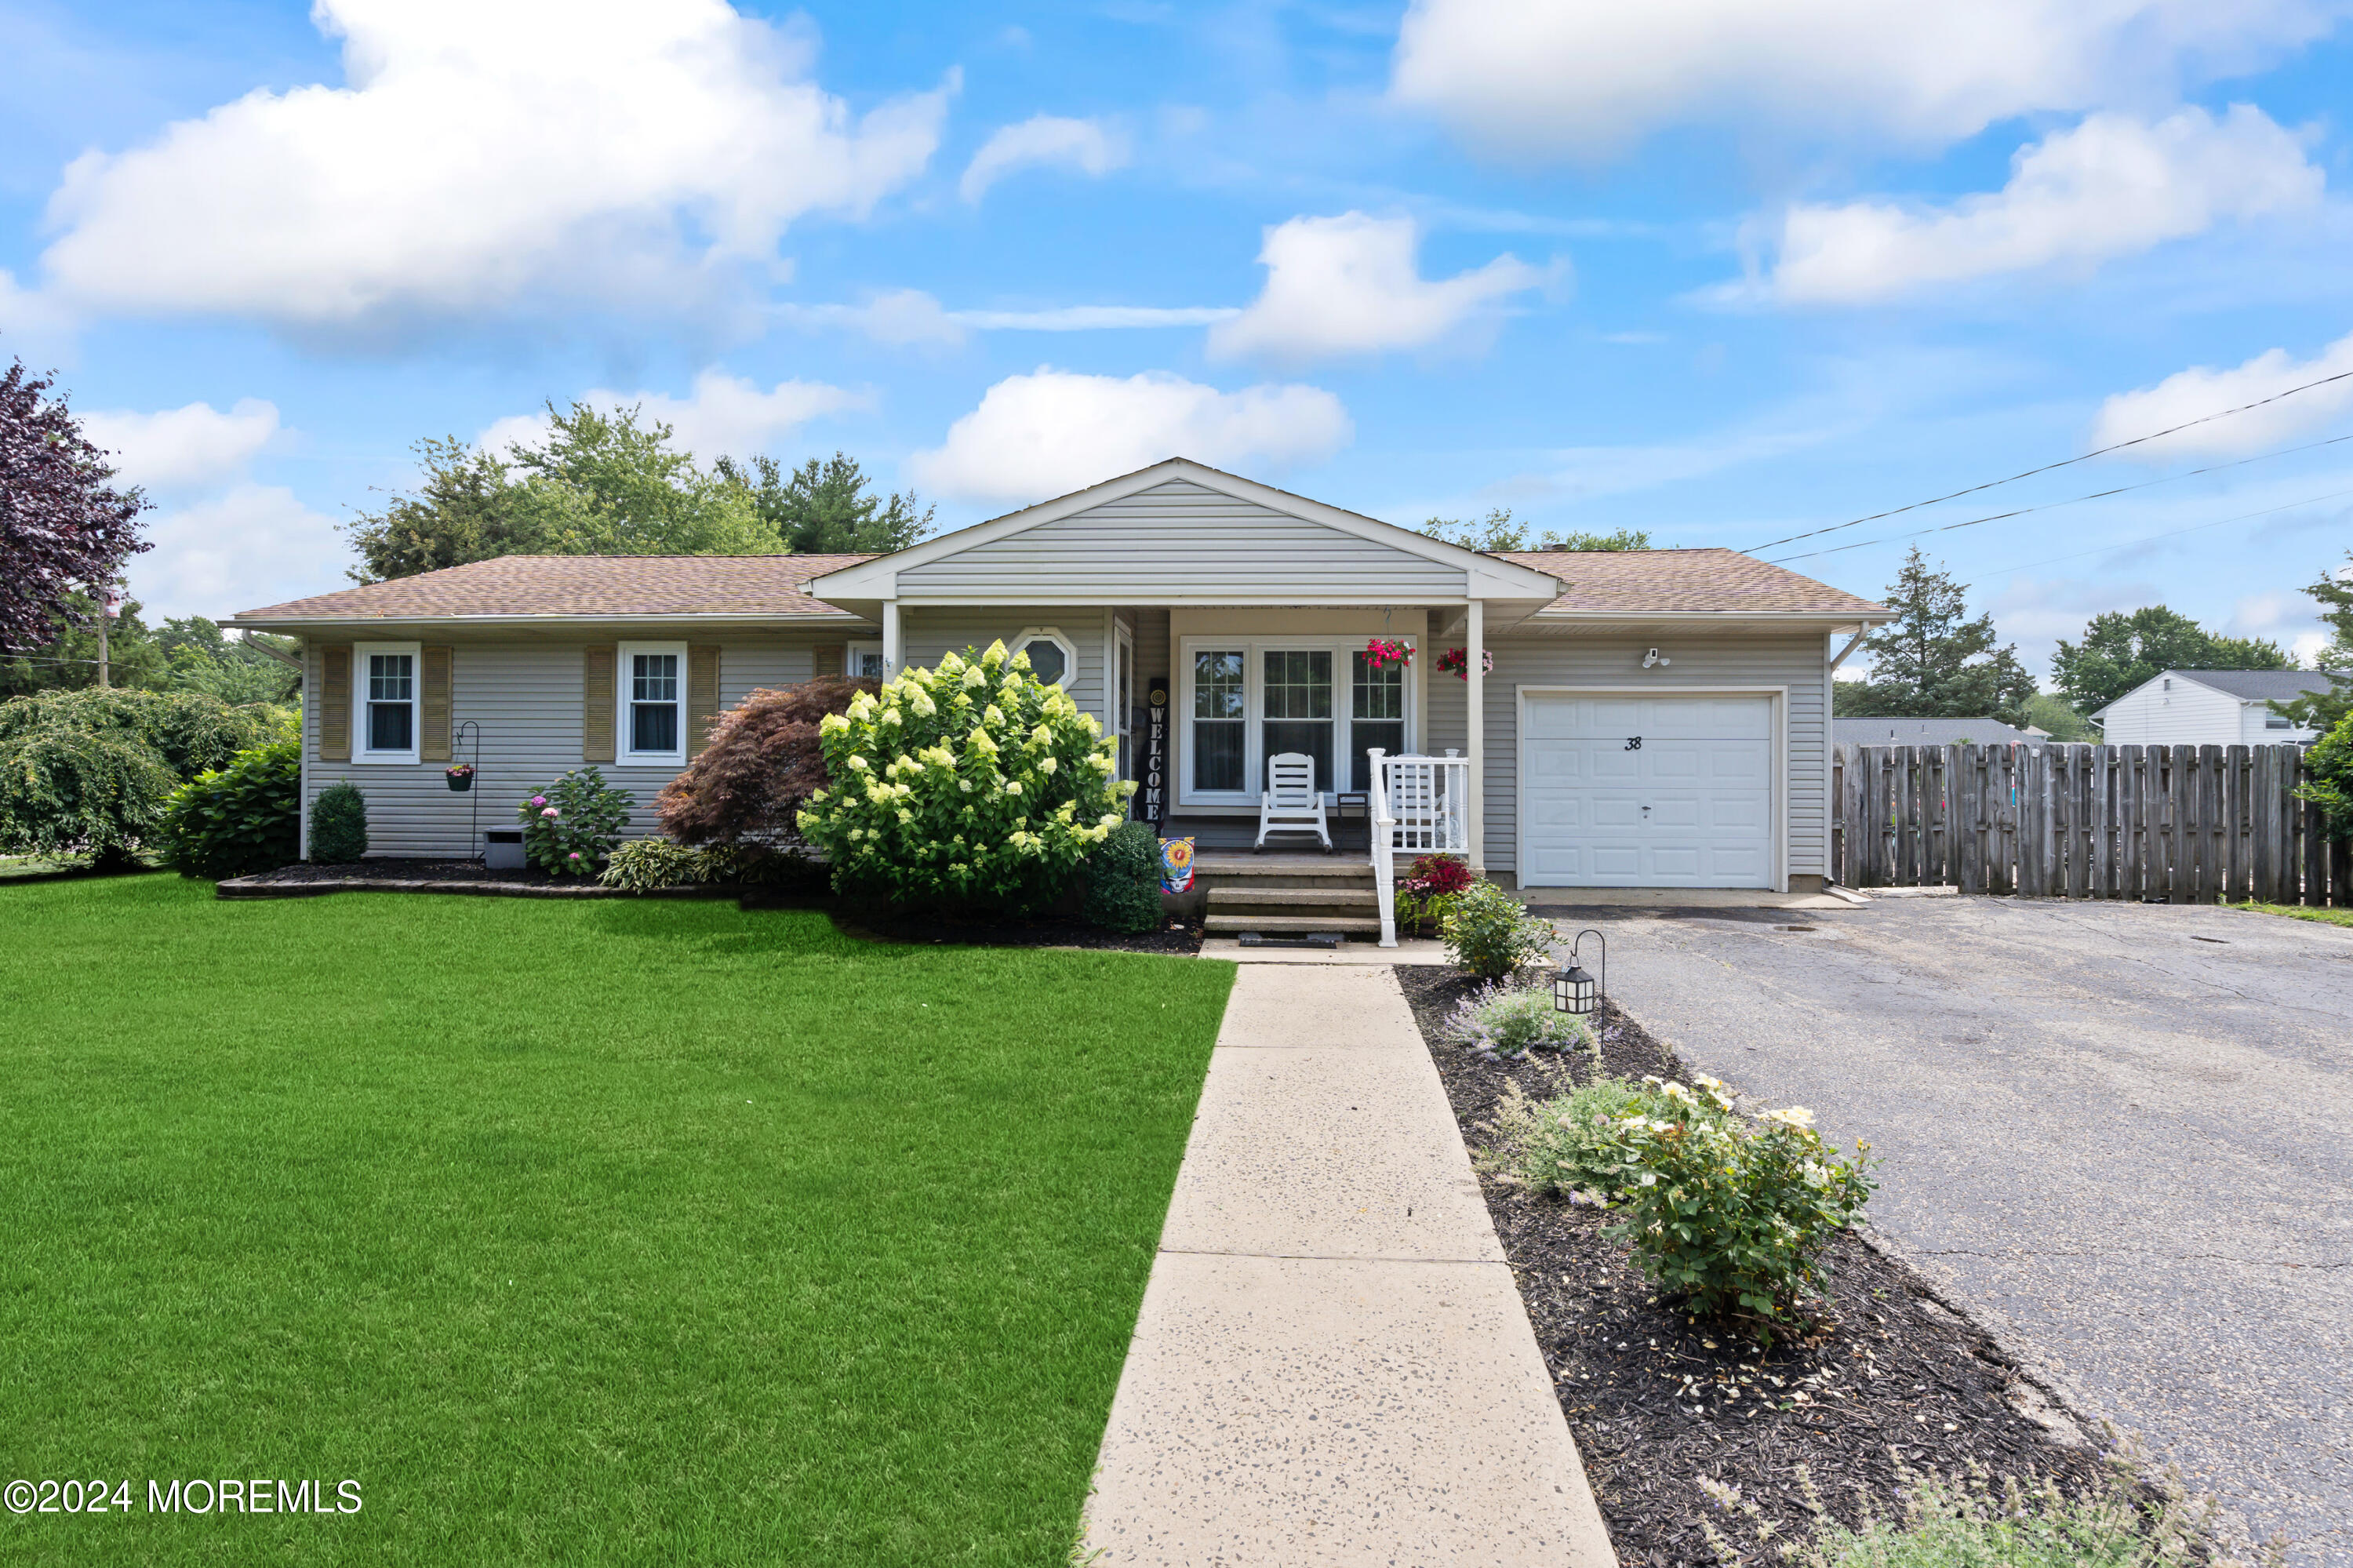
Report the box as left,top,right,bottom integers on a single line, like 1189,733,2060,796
1255,751,1332,851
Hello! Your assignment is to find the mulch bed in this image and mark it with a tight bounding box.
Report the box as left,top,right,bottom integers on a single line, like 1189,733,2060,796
1395,967,2108,1566
240,859,570,886
823,907,1204,955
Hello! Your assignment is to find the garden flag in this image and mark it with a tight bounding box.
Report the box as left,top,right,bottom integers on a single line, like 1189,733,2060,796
1158,836,1195,893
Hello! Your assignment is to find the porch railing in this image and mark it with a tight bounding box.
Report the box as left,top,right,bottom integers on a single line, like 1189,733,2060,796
1367,750,1471,948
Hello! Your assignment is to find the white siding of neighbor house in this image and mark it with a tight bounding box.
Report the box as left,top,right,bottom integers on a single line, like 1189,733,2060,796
302,635,842,858
1424,632,1830,882
2097,678,2256,748
892,479,1469,602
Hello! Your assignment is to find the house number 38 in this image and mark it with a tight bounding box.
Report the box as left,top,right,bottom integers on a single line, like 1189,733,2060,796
1624,737,1642,751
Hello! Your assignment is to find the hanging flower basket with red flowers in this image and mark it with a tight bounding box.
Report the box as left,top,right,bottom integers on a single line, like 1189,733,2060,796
1435,647,1493,680
1362,636,1413,669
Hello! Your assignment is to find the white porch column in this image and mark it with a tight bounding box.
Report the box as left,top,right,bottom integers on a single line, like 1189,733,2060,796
1465,598,1485,875
881,598,901,676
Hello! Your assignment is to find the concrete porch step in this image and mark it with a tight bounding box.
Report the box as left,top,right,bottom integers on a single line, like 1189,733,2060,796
1209,886,1380,909
1204,913,1384,937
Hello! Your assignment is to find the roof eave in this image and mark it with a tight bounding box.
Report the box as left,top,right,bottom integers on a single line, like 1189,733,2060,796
222,609,862,634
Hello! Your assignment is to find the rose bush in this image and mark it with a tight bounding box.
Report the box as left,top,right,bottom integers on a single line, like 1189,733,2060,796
796,641,1134,915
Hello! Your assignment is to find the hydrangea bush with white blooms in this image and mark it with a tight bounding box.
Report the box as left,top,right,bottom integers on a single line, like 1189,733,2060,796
1602,1075,1876,1341
797,641,1135,913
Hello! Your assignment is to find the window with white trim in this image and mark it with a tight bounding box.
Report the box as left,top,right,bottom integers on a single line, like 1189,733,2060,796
846,641,886,679
619,642,686,764
1014,627,1077,689
1178,635,1414,805
355,642,420,763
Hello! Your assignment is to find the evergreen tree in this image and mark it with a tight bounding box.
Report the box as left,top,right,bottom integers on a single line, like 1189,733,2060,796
2049,605,2290,714
1838,548,2035,725
717,452,933,554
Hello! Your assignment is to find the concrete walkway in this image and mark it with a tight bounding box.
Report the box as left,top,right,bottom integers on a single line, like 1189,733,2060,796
1083,963,1616,1566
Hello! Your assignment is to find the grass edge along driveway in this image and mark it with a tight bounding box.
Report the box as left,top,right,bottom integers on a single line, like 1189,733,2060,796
0,877,1232,1566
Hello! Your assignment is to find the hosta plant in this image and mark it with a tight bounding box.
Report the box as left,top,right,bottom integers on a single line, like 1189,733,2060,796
796,642,1135,915
1607,1090,1875,1340
518,768,635,876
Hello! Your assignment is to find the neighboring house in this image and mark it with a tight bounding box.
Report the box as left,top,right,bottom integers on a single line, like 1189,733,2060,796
1833,717,2048,748
2092,668,2342,748
227,458,1890,892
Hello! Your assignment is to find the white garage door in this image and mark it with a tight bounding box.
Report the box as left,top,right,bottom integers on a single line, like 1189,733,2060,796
1520,694,1775,888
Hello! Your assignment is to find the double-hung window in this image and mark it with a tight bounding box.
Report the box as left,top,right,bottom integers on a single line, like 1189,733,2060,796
1351,652,1406,791
1261,650,1333,795
846,642,886,679
619,642,686,765
1191,650,1246,791
355,642,420,763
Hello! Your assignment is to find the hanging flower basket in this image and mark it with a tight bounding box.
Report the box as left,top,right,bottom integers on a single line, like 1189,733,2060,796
1435,647,1493,681
1362,636,1413,669
445,764,475,792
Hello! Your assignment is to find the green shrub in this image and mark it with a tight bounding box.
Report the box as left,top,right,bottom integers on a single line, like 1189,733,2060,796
2297,710,2353,844
309,783,369,864
0,723,178,863
0,687,278,779
601,838,738,893
519,768,635,876
155,739,300,879
1608,1097,1875,1340
1444,979,1594,1059
1439,880,1558,978
796,642,1133,915
1082,820,1164,933
1480,1073,1729,1200
1704,1442,2279,1567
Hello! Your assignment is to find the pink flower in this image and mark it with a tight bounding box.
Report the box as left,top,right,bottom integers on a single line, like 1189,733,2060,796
568,851,581,860
540,807,559,818
530,795,547,807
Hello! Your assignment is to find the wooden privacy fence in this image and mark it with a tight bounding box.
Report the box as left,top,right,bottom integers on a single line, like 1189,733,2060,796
1831,743,2350,905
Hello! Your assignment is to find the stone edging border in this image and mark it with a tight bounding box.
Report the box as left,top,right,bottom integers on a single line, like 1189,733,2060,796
215,876,751,901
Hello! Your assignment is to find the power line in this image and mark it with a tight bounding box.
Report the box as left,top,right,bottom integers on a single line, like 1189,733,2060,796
1970,486,2353,580
1764,429,2353,565
1742,365,2353,554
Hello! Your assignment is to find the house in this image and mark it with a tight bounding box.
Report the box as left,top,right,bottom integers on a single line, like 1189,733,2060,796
2092,668,2341,748
226,458,1890,893
1833,716,2049,748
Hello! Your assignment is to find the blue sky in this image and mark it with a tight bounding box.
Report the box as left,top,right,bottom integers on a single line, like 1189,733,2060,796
5,0,2351,682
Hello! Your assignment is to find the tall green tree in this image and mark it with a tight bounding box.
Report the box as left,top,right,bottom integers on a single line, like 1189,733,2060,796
2273,551,2353,731
2049,605,2290,713
343,404,781,583
717,452,933,554
1,359,149,654
0,601,296,704
1420,507,1649,552
1836,548,2035,725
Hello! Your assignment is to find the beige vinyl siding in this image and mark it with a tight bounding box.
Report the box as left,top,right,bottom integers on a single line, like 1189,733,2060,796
1424,633,1830,880
302,635,842,857
893,478,1468,602
897,608,1107,723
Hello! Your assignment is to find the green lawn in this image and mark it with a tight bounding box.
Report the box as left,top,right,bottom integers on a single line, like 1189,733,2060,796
2233,899,2353,929
0,877,1232,1565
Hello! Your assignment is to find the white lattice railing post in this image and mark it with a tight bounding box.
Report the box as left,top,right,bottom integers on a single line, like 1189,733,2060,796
1369,748,1398,948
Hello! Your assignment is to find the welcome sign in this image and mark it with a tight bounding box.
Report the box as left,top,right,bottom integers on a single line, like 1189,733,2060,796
1140,678,1169,828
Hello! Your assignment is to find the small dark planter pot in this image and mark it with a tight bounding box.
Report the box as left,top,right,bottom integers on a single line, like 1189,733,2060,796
446,773,474,792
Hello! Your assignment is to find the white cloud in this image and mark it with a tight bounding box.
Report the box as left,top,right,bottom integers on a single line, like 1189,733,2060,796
0,267,77,357
482,369,859,463
1390,0,2345,158
126,483,346,621
34,0,951,331
778,289,1241,344
1206,213,1549,364
955,304,1240,331
958,115,1126,203
910,369,1352,504
78,399,280,493
1745,107,2321,305
2092,327,2353,460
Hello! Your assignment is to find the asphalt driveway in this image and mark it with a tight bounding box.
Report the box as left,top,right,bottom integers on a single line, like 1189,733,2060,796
1564,896,2353,1565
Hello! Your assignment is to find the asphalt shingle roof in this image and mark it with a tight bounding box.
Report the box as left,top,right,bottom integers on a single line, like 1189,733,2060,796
233,555,875,623
2173,668,2345,702
1500,548,1887,617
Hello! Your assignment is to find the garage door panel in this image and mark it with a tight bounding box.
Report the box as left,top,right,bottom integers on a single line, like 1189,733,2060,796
1521,693,1774,889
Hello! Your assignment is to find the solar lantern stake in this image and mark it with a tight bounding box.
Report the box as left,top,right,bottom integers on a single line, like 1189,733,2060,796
1553,928,1606,1017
